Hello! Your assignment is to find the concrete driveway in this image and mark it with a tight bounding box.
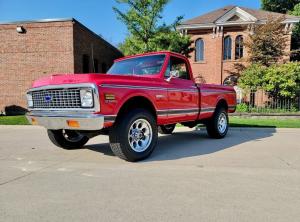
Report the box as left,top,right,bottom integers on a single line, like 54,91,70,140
0,126,299,222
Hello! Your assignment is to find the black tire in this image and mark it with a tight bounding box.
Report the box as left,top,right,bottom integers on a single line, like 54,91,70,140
158,124,176,134
109,108,158,162
206,107,229,139
47,129,89,149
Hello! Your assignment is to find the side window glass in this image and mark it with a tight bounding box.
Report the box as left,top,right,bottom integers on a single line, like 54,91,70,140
170,56,190,80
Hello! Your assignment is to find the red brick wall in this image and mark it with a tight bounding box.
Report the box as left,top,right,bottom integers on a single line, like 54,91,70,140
0,20,123,114
189,29,223,84
188,27,249,84
188,26,292,85
0,21,74,112
73,22,123,74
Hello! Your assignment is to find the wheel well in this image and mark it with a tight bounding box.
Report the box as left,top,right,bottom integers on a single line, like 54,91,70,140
216,99,228,111
116,96,156,120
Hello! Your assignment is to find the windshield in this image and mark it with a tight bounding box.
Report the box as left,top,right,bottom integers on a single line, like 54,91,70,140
107,55,165,75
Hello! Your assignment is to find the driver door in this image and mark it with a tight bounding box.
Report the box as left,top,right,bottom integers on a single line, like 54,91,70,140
164,56,199,123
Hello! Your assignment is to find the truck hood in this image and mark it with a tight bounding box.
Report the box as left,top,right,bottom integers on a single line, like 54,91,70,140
32,73,159,88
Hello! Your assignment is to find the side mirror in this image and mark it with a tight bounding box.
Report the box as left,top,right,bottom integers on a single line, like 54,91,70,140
166,70,179,82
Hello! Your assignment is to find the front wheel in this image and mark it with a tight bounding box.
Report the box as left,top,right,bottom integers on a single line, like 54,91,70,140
47,129,89,149
109,109,158,162
206,108,229,139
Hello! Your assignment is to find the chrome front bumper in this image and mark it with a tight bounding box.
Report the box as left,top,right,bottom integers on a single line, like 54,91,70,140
26,111,104,130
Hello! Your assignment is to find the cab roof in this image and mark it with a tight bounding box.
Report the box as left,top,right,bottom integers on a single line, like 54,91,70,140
114,51,186,62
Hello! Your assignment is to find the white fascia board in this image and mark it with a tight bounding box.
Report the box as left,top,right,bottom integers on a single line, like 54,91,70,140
215,7,257,23
177,23,215,30
256,19,300,24
177,22,254,30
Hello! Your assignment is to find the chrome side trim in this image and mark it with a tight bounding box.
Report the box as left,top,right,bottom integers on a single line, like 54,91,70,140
157,108,200,116
27,83,100,112
201,107,215,113
201,89,236,94
100,84,198,93
156,105,235,117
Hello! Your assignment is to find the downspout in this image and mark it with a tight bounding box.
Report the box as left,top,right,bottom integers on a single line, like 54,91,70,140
220,27,224,85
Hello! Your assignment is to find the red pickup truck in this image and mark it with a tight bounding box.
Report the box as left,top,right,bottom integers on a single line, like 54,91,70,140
26,51,236,161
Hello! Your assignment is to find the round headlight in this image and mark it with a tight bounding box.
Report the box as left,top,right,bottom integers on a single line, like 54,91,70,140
80,89,94,108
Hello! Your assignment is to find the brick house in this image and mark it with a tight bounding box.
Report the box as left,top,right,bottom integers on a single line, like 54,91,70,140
0,18,123,114
177,5,300,85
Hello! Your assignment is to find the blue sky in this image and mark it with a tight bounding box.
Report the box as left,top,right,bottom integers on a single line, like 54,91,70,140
0,0,260,46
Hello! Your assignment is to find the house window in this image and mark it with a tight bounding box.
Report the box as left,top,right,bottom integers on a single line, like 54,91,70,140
223,36,232,60
195,38,204,61
93,59,99,73
235,35,244,59
82,54,90,73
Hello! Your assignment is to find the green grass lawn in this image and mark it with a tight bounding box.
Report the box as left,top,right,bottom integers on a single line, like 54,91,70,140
229,117,300,128
0,115,300,128
0,115,29,125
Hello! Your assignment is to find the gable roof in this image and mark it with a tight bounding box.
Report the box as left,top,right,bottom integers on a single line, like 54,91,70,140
179,5,300,29
181,5,236,25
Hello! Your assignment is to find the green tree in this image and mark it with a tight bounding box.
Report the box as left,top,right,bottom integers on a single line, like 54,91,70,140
113,0,193,56
289,3,300,60
239,62,300,98
245,16,288,66
263,62,300,98
238,64,266,91
261,0,300,13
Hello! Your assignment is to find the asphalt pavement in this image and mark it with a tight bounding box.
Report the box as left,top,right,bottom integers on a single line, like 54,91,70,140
0,126,299,222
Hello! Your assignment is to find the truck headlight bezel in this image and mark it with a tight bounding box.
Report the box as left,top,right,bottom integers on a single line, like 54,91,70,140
80,89,94,108
26,93,33,108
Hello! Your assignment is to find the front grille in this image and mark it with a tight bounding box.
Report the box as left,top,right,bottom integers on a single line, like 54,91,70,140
31,88,82,109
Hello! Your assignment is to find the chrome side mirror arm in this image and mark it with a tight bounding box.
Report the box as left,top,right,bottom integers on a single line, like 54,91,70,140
166,70,179,82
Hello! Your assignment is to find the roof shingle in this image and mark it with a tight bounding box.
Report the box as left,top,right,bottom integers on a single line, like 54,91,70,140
181,5,300,25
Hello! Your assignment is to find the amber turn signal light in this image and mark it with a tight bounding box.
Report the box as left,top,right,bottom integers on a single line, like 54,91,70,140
31,118,38,125
66,120,80,128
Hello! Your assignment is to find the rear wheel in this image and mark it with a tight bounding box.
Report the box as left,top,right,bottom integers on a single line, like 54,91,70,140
109,108,158,162
47,129,89,149
206,107,228,139
158,124,176,135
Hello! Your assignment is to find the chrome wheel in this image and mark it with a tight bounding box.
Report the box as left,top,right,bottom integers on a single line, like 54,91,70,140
128,119,153,152
217,113,227,134
62,130,84,143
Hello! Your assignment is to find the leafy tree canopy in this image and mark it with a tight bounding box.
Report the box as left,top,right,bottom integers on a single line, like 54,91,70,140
261,0,300,13
238,62,300,98
289,3,300,60
113,0,193,56
289,2,300,15
263,62,300,97
245,16,288,66
238,64,267,91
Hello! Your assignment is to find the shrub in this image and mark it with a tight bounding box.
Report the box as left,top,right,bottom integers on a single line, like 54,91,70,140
238,62,300,99
263,62,300,98
236,103,249,113
238,64,266,91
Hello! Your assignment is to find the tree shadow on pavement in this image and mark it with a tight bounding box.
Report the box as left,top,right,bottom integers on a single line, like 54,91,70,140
85,127,276,161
